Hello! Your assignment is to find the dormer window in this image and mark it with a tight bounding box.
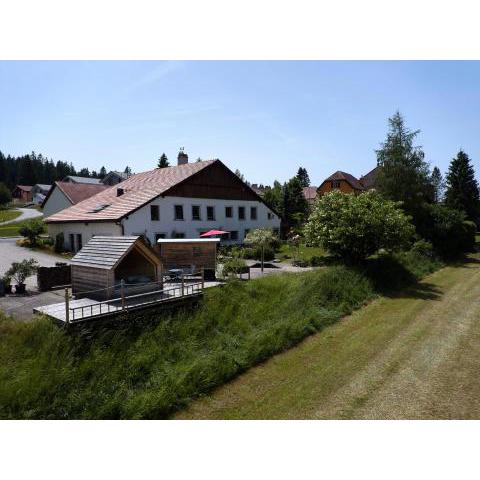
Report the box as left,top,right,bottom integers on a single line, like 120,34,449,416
117,188,124,196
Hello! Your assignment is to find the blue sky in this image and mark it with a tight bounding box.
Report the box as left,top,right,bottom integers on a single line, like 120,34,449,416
1,61,480,186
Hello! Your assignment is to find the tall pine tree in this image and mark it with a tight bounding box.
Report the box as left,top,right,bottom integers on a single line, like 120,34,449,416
296,167,310,187
444,150,480,222
157,153,169,168
375,111,431,219
430,166,444,203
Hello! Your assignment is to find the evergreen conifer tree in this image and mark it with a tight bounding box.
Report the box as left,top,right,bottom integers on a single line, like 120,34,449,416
445,150,480,222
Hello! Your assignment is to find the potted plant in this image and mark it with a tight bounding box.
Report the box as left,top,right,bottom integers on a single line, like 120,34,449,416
1,274,12,294
6,259,39,294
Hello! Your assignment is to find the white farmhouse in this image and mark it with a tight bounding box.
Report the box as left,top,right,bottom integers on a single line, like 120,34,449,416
45,152,281,252
42,182,109,218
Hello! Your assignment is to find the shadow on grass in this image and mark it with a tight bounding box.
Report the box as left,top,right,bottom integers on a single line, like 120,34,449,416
359,255,443,300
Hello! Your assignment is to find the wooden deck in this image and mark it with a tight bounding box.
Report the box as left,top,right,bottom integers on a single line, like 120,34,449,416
34,281,220,323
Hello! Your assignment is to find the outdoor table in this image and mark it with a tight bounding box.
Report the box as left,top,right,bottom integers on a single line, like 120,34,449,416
168,269,183,280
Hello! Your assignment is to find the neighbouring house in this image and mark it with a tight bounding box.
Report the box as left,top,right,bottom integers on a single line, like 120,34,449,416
250,183,266,196
62,175,102,185
71,235,162,300
45,151,281,252
11,185,33,204
101,170,130,186
359,165,381,190
317,171,366,196
31,184,52,205
302,186,318,207
42,181,110,218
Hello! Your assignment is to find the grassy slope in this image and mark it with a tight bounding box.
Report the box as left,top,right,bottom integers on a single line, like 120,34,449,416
0,250,441,420
0,209,21,224
178,255,480,419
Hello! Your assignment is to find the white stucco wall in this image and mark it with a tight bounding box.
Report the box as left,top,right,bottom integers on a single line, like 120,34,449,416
122,195,281,244
43,187,72,218
47,222,122,251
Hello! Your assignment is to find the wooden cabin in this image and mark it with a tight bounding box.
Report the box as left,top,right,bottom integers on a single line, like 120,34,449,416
317,171,365,197
12,185,33,204
154,238,220,280
71,236,162,300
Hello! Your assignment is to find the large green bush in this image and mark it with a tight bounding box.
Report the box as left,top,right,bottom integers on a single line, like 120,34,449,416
304,190,415,263
19,218,45,246
418,204,476,257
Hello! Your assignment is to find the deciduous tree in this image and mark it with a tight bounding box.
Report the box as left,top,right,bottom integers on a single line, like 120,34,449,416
304,190,414,263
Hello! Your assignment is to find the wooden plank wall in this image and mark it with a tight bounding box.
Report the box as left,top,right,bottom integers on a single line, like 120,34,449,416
72,265,115,300
155,242,216,270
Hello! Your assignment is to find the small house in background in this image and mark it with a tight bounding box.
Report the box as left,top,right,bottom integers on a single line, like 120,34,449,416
317,171,366,196
101,171,130,186
359,166,381,190
42,181,110,218
11,185,33,204
71,236,162,300
154,238,220,281
302,186,318,207
62,175,102,185
31,184,52,205
317,166,381,198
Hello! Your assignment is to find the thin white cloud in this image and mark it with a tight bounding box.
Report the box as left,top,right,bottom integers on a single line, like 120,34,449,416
127,61,185,91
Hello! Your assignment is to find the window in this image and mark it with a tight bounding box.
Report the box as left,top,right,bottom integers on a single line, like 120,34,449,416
174,205,184,220
331,180,341,189
238,206,245,220
173,232,185,239
192,205,201,221
244,229,250,238
207,206,215,221
150,205,159,221
250,206,257,220
69,234,75,252
267,212,274,220
155,233,166,242
230,231,238,241
225,206,233,218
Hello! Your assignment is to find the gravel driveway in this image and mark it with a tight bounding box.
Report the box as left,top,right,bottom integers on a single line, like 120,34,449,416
0,207,43,226
0,238,70,289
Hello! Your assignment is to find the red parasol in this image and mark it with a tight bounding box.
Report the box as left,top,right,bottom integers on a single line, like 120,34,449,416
200,229,229,237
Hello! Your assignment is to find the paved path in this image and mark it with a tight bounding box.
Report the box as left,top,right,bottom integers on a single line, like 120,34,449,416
0,207,43,226
178,255,480,419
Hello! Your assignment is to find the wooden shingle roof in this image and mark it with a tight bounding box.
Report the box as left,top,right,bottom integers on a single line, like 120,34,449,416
46,160,216,223
71,236,142,270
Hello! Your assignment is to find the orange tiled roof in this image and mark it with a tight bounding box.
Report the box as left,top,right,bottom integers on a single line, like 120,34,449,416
45,160,216,223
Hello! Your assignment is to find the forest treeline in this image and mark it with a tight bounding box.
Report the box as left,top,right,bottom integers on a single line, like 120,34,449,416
0,151,110,190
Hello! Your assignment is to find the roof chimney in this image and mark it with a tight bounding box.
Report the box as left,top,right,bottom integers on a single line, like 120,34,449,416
177,147,188,166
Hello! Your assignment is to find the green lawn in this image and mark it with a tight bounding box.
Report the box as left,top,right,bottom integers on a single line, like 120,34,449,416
0,218,34,237
276,243,326,264
178,253,480,419
0,209,21,224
